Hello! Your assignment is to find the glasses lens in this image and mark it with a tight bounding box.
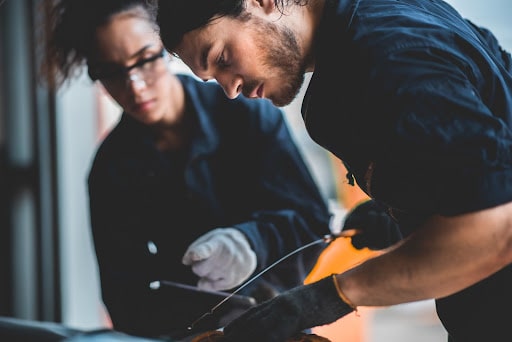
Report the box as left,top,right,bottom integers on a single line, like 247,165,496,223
136,50,166,84
97,49,166,90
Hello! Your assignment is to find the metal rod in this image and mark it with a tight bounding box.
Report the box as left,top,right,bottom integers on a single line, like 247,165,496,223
187,230,359,331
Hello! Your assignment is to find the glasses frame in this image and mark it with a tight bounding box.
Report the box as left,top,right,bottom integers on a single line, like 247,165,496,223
88,48,167,83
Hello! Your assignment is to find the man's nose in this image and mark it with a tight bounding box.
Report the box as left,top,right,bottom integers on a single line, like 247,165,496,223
217,74,242,99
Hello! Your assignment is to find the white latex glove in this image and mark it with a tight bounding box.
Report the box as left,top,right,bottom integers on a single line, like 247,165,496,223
182,228,257,291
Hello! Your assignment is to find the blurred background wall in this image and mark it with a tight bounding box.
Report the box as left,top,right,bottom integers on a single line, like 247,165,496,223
0,0,510,340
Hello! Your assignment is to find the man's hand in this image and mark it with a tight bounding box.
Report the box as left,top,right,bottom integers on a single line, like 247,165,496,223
182,228,257,291
343,200,403,250
222,275,353,342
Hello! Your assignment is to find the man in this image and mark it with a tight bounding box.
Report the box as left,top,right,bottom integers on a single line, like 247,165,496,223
155,0,512,341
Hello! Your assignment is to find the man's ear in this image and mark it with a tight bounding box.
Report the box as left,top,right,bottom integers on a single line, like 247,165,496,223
248,0,276,15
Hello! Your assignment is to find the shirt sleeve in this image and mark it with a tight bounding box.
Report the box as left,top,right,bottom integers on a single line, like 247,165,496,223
368,47,512,216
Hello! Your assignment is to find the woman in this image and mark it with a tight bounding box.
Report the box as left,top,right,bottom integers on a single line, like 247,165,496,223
40,0,331,339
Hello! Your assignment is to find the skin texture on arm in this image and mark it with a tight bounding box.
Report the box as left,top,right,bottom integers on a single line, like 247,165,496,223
337,200,512,307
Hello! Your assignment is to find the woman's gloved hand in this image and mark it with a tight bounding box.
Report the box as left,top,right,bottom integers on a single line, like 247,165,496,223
343,200,403,250
182,228,257,291
222,275,353,342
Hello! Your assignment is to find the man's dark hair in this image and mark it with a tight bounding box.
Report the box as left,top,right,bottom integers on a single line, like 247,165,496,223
156,0,245,52
156,0,307,52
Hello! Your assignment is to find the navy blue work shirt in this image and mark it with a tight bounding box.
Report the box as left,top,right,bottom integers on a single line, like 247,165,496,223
303,0,512,340
88,74,331,338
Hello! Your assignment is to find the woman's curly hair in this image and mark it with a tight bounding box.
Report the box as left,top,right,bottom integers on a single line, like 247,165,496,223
39,0,157,89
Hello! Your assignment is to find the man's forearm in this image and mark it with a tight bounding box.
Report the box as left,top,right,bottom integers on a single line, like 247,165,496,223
336,201,512,307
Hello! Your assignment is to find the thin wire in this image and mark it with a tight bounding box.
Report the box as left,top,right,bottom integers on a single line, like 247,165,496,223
187,237,328,331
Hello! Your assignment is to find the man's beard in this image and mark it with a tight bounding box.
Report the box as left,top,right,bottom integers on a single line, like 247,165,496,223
252,17,306,107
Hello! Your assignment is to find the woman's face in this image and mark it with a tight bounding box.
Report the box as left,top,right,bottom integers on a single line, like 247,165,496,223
90,10,174,125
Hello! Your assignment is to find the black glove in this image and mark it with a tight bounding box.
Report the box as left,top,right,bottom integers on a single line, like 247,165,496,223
343,199,402,250
222,276,353,342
